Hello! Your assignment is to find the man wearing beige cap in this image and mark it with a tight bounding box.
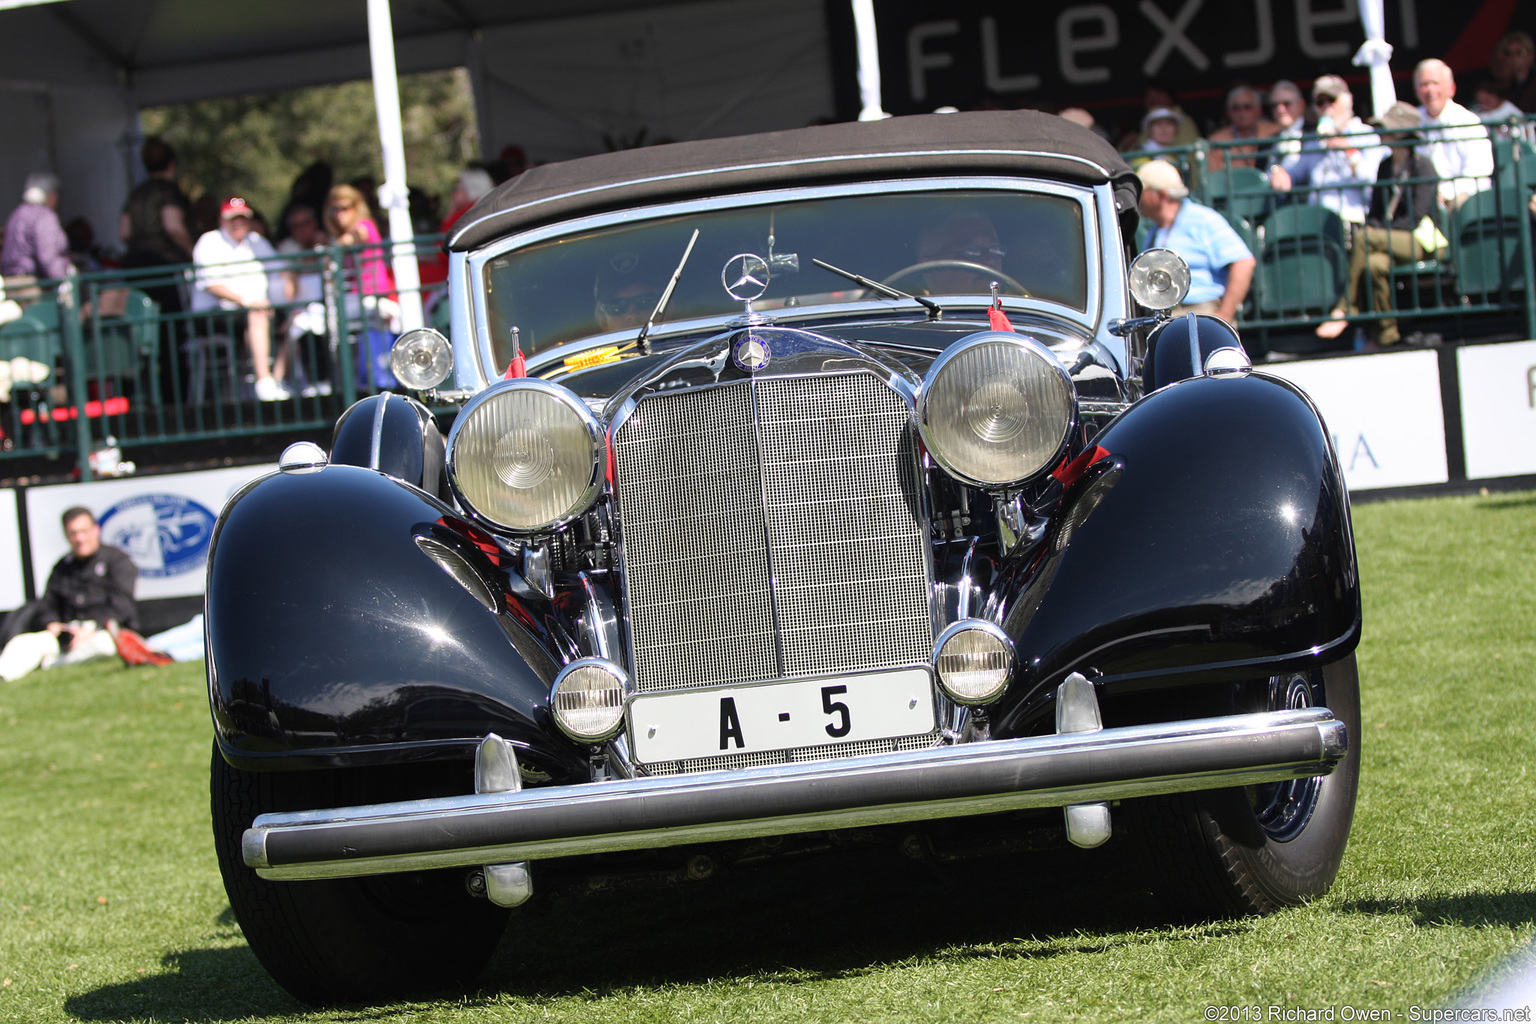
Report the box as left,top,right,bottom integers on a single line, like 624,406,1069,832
1136,160,1255,324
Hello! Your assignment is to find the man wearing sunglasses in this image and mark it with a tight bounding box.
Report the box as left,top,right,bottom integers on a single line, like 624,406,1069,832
1265,79,1324,191
1209,85,1280,172
594,254,666,333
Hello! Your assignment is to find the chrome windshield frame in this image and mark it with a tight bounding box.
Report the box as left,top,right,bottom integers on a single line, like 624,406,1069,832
458,176,1109,390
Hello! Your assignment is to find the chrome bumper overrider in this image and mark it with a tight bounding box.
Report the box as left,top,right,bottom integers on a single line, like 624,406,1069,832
244,708,1347,881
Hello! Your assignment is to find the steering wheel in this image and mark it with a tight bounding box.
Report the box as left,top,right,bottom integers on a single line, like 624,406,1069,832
878,260,1030,298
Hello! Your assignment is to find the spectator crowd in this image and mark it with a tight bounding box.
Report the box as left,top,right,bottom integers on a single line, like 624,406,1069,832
1,28,1533,385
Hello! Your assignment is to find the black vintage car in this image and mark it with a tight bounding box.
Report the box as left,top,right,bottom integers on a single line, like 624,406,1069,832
207,111,1360,1004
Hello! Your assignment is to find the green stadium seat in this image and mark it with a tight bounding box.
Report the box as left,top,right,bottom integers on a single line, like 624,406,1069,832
1254,204,1348,318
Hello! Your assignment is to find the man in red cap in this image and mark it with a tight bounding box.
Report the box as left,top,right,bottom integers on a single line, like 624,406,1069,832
191,197,288,401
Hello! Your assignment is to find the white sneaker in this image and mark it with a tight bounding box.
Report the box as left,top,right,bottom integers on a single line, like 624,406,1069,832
254,377,291,402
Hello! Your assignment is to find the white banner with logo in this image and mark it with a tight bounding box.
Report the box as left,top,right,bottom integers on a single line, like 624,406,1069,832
1457,340,1536,481
24,464,276,603
0,490,23,610
1260,350,1447,490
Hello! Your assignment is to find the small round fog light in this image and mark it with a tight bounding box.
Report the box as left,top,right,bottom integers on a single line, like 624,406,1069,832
550,659,630,742
934,621,1013,705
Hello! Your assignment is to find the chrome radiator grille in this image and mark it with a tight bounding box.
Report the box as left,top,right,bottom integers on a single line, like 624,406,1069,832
613,372,933,694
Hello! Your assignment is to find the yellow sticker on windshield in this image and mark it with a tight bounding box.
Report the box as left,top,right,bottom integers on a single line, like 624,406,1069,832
563,346,624,372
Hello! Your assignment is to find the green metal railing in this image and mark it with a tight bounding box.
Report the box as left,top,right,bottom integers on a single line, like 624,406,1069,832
0,234,447,480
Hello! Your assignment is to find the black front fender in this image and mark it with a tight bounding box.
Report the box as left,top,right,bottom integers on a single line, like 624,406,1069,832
990,371,1360,735
206,463,588,782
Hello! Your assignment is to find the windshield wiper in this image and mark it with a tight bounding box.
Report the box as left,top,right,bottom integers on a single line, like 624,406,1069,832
811,258,942,320
637,228,700,355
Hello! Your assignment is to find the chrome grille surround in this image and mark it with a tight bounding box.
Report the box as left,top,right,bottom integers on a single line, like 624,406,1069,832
612,371,935,699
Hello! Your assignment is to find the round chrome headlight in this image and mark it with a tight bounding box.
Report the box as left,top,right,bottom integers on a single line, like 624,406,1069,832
550,659,630,743
390,328,454,390
447,380,603,532
934,620,1014,705
917,332,1075,488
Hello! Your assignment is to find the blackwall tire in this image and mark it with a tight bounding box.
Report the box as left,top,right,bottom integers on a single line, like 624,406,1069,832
210,746,510,1005
1124,653,1361,918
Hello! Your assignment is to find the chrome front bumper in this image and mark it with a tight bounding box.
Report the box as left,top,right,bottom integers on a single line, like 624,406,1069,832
244,707,1347,881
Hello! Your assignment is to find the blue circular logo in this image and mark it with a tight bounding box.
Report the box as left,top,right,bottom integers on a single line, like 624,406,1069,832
732,333,772,372
99,493,217,579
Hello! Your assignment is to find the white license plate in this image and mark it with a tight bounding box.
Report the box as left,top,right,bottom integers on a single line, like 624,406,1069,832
629,667,935,764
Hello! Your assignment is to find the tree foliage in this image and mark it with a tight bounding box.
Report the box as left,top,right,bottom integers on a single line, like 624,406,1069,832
140,69,478,233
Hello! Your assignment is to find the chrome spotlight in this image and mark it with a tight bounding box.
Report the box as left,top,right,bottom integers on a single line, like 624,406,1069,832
1127,249,1191,311
390,328,454,390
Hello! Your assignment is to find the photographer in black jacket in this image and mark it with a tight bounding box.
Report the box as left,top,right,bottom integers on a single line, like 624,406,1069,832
0,507,138,681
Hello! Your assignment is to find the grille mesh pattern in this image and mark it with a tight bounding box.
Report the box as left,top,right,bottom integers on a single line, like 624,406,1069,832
614,372,933,696
755,376,933,679
616,385,776,690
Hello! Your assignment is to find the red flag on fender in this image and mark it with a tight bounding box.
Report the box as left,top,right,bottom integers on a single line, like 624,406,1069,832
988,287,1016,332
504,326,526,378
1052,446,1111,488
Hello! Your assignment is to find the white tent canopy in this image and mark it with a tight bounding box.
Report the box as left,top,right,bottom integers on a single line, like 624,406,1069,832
0,0,835,247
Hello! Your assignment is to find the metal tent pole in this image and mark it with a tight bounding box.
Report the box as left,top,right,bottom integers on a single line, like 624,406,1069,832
366,0,424,334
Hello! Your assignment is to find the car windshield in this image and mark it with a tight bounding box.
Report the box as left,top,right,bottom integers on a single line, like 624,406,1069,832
480,188,1088,367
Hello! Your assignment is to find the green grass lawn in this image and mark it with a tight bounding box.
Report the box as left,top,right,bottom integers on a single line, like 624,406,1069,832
2,490,1534,1023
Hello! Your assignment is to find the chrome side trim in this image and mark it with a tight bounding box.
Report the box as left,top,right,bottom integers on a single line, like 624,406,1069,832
578,570,619,662
1093,180,1132,375
246,708,1347,880
956,537,979,621
369,391,389,472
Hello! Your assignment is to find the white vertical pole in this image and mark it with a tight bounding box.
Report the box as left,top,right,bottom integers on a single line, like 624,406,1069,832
851,0,888,121
1352,0,1397,118
366,0,424,331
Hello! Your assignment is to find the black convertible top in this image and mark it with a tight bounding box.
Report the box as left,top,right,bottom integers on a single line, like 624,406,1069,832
449,110,1140,252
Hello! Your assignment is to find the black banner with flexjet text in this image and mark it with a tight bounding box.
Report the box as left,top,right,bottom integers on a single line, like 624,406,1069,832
824,0,1536,137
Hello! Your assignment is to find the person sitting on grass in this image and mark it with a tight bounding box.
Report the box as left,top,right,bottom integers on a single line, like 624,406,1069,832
0,507,138,681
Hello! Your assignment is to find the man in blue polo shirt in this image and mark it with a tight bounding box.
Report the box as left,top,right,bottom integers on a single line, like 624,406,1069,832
1135,160,1255,324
